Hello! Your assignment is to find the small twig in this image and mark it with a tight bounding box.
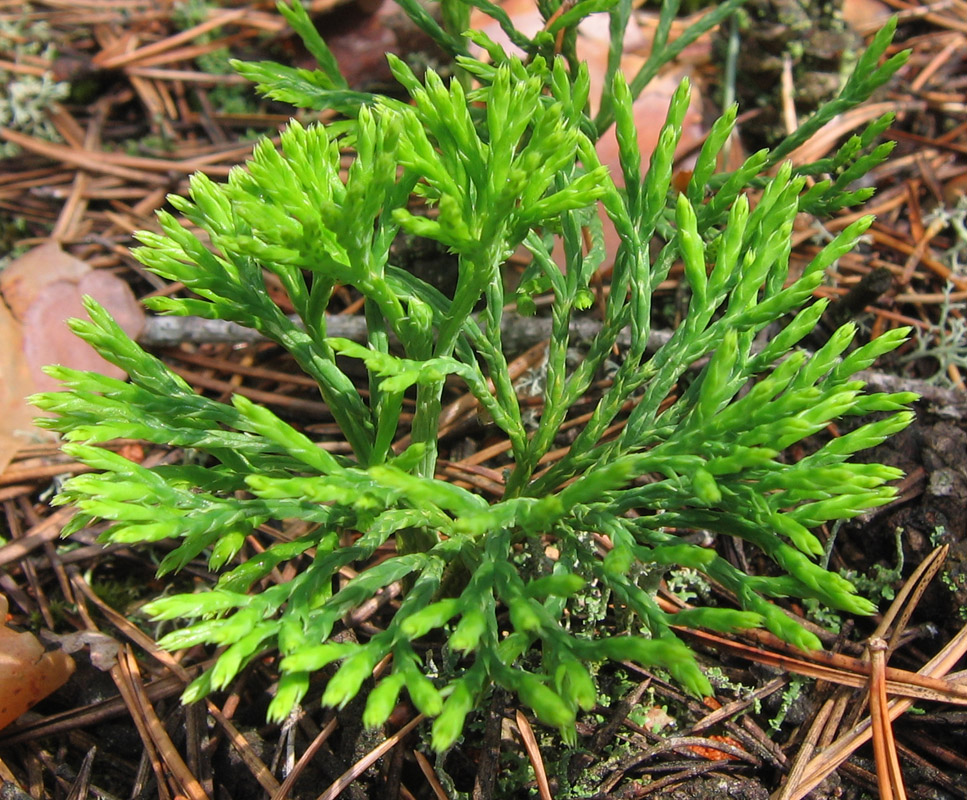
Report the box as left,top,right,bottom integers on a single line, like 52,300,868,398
0,672,191,746
0,507,76,569
315,715,424,800
119,646,211,800
137,312,965,424
868,638,907,800
688,677,787,734
629,759,738,797
875,545,949,656
270,716,340,800
413,749,450,800
772,698,835,800
790,622,967,800
68,569,283,796
600,732,758,794
472,688,505,800
92,8,248,70
515,710,554,800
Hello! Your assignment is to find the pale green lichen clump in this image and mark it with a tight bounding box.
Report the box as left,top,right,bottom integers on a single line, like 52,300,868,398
0,10,69,158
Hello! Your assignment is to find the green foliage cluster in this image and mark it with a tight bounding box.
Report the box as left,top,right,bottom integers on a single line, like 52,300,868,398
34,0,916,749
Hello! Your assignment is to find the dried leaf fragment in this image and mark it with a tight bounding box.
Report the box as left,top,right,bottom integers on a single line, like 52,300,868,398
0,240,145,398
0,594,75,731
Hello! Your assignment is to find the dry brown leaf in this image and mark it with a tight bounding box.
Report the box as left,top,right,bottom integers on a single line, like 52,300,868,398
23,281,122,395
0,241,90,320
0,594,75,732
55,631,121,672
16,256,145,395
0,243,146,449
0,301,39,476
594,66,706,186
843,0,895,32
326,11,400,86
640,704,676,732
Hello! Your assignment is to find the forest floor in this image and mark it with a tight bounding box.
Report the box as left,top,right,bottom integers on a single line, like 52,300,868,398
1,0,967,798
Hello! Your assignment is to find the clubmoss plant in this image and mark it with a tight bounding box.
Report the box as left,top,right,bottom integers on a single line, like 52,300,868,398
34,0,916,749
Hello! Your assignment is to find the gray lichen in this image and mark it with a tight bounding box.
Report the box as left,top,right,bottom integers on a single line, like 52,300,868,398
0,10,70,158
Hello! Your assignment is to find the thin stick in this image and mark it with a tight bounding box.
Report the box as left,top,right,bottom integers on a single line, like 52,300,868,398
515,710,554,800
270,716,339,800
789,622,967,800
93,8,248,69
119,647,210,800
315,715,424,800
69,570,283,796
413,749,451,800
868,638,907,800
772,698,835,800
